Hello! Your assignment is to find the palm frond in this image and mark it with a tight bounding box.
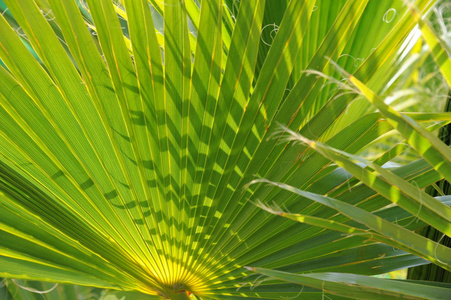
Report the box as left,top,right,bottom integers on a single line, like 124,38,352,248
1,0,449,299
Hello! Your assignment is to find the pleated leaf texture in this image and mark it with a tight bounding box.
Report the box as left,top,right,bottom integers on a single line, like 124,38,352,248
0,0,450,299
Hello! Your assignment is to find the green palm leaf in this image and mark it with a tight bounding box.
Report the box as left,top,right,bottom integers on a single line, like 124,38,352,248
248,268,451,300
0,0,449,299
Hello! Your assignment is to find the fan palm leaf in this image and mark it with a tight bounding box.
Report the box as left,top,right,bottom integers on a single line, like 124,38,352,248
0,0,450,299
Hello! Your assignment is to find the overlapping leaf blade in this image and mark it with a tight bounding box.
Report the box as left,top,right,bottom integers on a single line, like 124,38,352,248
250,268,451,300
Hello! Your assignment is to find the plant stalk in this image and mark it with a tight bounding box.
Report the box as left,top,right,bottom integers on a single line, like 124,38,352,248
162,291,191,300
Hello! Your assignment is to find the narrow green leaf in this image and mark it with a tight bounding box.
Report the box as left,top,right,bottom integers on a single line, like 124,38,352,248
250,178,451,270
349,72,451,183
250,268,451,300
410,4,451,87
281,128,451,237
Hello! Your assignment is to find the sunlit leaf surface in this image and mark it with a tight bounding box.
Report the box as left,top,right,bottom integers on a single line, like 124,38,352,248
0,0,449,299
